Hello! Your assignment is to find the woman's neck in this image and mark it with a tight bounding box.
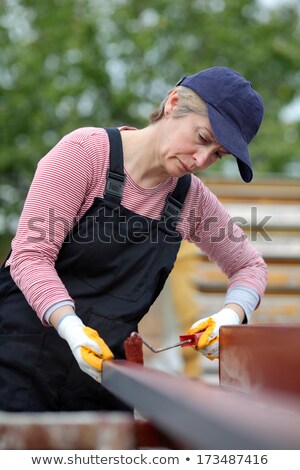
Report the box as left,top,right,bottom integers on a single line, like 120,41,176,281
120,126,170,188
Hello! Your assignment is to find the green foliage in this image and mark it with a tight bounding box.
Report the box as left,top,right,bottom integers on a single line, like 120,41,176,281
1,0,300,247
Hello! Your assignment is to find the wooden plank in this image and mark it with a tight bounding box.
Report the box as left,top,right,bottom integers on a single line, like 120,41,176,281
194,262,300,292
223,203,300,229
191,291,300,323
201,177,300,203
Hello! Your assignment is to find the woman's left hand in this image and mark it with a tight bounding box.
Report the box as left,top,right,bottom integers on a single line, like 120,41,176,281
187,308,241,360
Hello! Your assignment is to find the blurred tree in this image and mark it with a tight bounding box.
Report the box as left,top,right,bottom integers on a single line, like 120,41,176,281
0,0,300,255
97,0,300,176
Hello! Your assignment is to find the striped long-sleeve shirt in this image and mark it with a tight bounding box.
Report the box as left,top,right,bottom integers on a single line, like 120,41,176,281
6,127,268,324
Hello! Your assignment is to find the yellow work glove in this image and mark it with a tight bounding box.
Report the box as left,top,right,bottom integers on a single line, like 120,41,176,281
188,308,240,360
58,314,114,382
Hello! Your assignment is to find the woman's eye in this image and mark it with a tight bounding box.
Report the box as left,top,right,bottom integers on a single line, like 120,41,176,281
199,134,207,143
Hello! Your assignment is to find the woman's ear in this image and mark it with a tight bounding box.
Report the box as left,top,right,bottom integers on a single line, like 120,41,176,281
164,88,179,116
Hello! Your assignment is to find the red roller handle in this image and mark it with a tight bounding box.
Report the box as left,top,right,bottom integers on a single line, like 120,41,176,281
179,332,203,348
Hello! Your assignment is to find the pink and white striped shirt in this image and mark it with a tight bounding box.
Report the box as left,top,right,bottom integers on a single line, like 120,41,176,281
6,127,268,324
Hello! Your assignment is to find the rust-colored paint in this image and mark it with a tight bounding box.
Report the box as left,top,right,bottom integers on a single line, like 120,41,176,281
135,421,184,449
219,324,300,398
124,334,144,364
0,412,136,450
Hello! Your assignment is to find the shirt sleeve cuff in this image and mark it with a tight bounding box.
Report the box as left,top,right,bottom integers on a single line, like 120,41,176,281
224,286,260,323
43,300,75,325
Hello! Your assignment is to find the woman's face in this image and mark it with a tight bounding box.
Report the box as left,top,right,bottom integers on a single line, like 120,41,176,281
160,111,228,178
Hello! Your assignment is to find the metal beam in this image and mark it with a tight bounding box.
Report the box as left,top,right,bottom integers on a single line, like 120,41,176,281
102,360,300,450
0,411,177,450
0,411,136,449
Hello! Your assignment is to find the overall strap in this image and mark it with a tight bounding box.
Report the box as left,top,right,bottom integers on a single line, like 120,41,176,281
161,174,191,230
104,128,126,204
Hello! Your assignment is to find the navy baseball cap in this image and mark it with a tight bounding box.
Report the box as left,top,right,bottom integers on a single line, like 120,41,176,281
176,66,264,182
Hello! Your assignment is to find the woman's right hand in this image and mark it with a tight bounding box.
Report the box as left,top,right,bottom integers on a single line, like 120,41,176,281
57,314,114,382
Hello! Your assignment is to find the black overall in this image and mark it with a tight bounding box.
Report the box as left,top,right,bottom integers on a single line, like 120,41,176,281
0,128,191,412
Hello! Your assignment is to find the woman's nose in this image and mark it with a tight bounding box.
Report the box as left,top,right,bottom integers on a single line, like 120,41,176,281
193,148,210,167
193,143,220,167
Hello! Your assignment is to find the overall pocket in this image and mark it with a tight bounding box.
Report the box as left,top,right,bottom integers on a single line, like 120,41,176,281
0,333,45,411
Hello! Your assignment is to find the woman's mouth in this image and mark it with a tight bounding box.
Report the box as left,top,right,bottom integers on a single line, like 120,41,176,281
177,158,192,172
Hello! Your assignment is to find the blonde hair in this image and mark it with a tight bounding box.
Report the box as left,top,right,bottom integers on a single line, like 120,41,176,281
149,86,208,123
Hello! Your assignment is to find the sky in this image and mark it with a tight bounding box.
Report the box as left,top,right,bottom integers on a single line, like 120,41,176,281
258,0,298,8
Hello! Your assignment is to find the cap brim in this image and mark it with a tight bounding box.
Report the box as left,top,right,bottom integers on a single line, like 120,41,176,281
206,104,253,183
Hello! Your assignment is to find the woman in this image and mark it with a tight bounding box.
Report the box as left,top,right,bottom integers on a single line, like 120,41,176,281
0,66,267,411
